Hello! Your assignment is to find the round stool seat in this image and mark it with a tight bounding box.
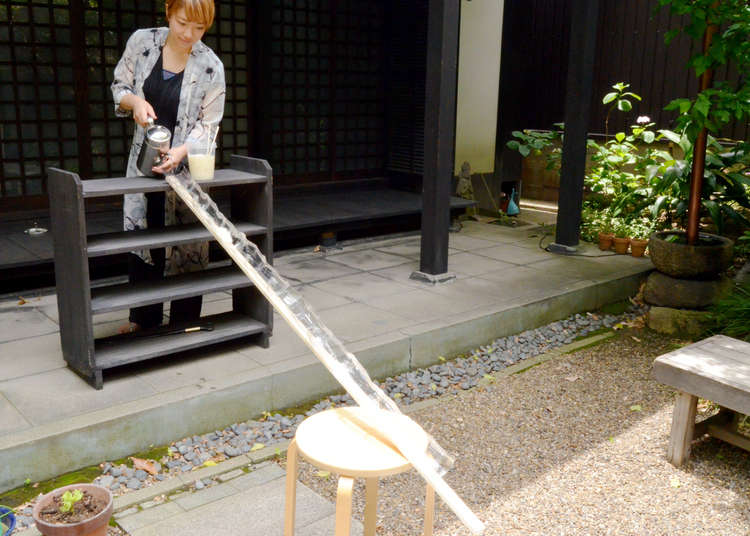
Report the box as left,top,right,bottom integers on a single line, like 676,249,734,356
285,407,436,536
295,407,429,477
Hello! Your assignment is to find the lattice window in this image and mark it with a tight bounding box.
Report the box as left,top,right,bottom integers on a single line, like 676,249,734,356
0,1,251,204
0,1,78,199
269,0,386,183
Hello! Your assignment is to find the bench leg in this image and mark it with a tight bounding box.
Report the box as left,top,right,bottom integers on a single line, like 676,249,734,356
667,391,697,467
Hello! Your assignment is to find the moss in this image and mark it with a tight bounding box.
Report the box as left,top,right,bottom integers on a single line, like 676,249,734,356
111,445,170,467
0,465,102,509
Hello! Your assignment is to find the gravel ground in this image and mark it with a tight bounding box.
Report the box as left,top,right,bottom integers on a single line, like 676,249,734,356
294,328,750,536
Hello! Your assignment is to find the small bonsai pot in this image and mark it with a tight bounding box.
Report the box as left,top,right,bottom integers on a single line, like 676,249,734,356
630,238,648,257
597,232,614,251
33,484,113,536
612,236,630,254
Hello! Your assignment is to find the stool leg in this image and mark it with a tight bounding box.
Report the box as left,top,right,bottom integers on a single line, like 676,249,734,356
423,483,435,536
364,477,378,536
335,476,355,536
284,439,299,536
667,391,697,467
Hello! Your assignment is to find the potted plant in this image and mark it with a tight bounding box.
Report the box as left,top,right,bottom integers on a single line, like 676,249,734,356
32,484,113,536
612,219,631,254
629,220,653,257
597,214,615,251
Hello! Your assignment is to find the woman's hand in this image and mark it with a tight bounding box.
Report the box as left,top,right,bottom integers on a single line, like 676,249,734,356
152,144,188,175
119,94,156,128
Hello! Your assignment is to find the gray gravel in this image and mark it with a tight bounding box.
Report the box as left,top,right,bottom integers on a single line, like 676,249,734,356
295,327,750,535
87,305,646,498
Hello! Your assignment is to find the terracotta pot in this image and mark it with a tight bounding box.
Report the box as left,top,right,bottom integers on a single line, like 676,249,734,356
649,230,734,279
33,484,113,536
597,232,614,251
630,238,648,257
612,236,630,254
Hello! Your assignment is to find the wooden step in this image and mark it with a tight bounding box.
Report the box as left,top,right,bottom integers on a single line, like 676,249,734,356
90,266,251,314
86,221,266,257
94,312,267,369
81,169,267,198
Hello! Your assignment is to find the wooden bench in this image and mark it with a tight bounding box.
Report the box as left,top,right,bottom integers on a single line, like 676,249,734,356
652,334,750,466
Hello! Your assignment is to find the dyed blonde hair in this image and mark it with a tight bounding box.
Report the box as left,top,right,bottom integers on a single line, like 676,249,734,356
166,0,215,28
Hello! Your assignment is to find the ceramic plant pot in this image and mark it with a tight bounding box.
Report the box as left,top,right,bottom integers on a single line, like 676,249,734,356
33,484,113,536
630,238,648,257
612,236,630,254
649,231,734,279
598,232,614,251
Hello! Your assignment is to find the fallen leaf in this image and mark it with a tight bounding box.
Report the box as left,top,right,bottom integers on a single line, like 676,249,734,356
203,460,217,467
315,470,330,479
313,245,322,252
564,375,579,382
670,476,681,488
393,393,404,399
130,457,158,475
438,356,446,362
629,404,643,412
631,335,641,342
250,443,265,452
483,374,495,382
430,383,437,391
17,297,27,305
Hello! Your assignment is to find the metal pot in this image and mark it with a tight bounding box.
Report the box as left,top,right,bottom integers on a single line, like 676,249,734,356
136,119,171,177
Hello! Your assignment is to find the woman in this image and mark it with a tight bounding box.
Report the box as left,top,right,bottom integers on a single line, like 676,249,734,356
111,0,225,333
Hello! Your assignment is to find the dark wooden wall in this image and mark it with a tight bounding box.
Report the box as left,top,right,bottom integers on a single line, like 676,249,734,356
498,0,749,142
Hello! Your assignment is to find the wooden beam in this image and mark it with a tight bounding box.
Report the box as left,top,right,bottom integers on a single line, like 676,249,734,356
553,0,599,249
419,0,460,275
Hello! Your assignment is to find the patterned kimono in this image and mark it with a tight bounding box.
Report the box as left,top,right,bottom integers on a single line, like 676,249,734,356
111,27,225,274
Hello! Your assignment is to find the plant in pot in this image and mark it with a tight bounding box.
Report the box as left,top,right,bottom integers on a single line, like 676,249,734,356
654,0,750,247
629,220,653,258
612,219,631,254
32,484,113,536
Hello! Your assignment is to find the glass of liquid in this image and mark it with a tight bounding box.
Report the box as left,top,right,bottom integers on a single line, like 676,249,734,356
187,126,218,181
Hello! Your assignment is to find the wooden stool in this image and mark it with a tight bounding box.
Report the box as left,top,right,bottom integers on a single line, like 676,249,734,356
284,407,435,536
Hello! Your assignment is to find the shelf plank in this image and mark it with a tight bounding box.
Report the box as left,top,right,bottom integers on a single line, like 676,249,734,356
91,266,251,314
94,312,267,369
86,221,266,257
81,169,268,198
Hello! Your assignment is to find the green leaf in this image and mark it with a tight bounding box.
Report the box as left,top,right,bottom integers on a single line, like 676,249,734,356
617,100,633,112
506,140,520,151
629,404,642,412
518,145,531,158
658,129,682,144
615,132,626,142
602,92,618,104
643,131,655,143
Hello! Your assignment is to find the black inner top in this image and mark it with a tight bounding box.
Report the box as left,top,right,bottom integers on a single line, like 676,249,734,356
143,51,184,137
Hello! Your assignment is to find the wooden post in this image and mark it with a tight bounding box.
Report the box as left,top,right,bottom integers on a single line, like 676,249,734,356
418,0,460,277
552,0,599,250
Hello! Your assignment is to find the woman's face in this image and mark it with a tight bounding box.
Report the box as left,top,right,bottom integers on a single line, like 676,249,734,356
166,6,207,52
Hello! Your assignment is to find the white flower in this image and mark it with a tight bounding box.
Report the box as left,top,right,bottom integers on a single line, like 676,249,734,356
636,115,651,124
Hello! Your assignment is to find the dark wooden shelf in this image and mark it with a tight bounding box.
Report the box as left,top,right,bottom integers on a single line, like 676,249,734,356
48,156,273,389
81,169,268,198
86,221,266,257
91,266,250,314
94,312,267,369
